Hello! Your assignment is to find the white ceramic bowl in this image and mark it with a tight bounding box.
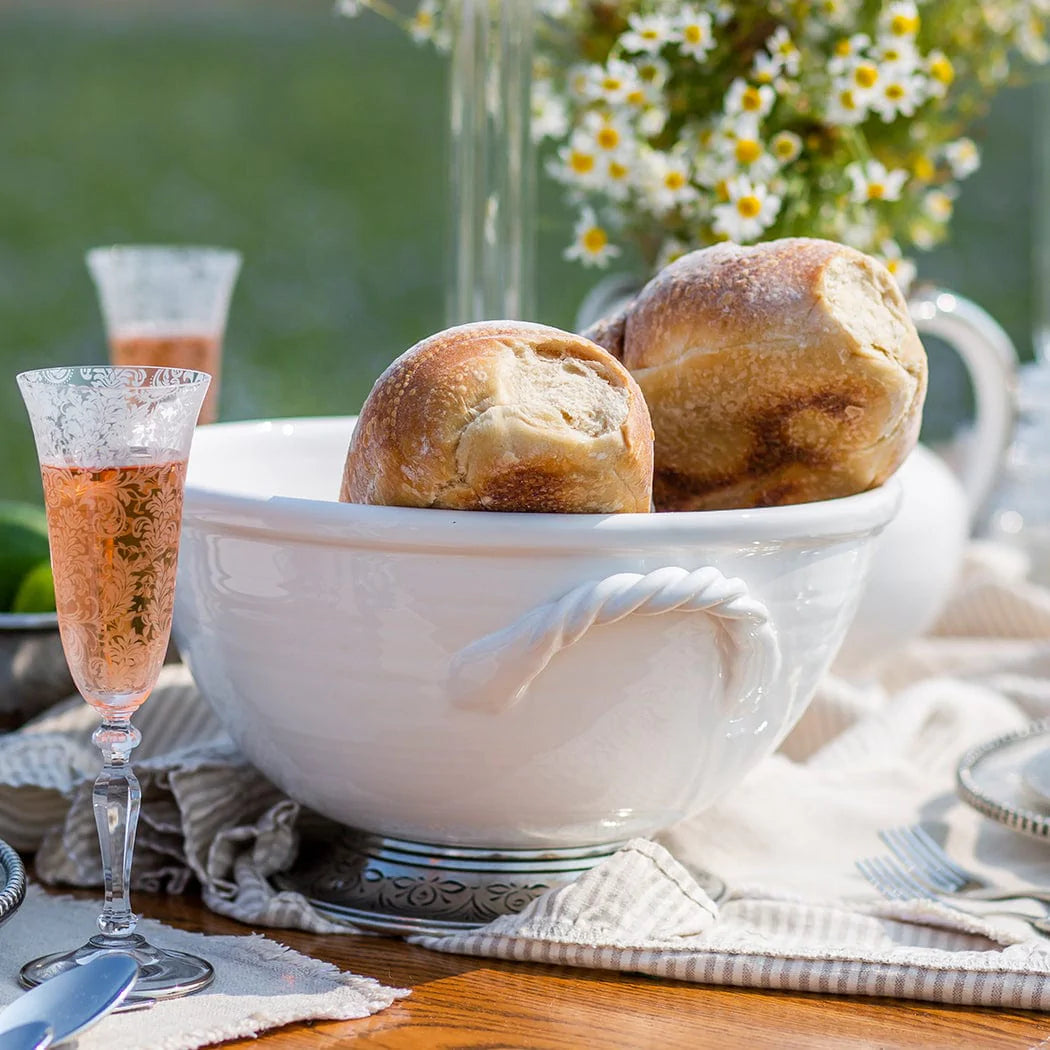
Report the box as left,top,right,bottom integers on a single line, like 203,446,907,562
173,416,899,849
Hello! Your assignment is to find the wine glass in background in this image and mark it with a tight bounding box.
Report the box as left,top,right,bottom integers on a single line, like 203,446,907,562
16,365,212,1000
86,246,241,426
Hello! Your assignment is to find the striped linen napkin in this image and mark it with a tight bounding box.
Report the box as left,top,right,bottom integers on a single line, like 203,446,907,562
4,542,1050,1011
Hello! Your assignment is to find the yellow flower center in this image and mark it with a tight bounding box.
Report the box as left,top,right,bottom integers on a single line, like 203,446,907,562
642,29,660,40
597,127,620,150
626,89,646,107
602,77,623,93
736,195,762,218
773,136,797,159
778,40,796,56
570,151,595,175
834,38,852,57
608,160,629,180
930,56,955,84
839,89,858,110
885,257,900,274
890,13,919,36
885,83,905,101
741,87,764,111
867,182,886,200
664,171,687,191
882,47,902,61
755,69,773,84
414,12,433,29
913,155,935,180
715,179,730,203
582,227,608,253
735,139,762,164
854,63,878,89
684,24,703,44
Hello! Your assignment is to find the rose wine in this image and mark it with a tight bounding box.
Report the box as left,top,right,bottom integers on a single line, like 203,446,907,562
110,333,221,424
41,457,187,714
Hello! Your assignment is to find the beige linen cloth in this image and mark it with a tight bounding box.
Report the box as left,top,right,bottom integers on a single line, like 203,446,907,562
5,542,1050,1016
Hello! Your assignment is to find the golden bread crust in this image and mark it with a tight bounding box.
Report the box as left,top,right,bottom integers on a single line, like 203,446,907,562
341,320,654,513
593,239,927,510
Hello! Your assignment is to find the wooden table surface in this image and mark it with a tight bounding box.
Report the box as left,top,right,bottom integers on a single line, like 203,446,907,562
135,891,1050,1049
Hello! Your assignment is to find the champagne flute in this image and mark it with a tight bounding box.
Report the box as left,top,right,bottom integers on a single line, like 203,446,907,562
17,365,212,1000
87,246,241,426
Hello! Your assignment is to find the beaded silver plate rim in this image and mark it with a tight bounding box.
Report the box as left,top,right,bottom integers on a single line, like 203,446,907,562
0,838,27,926
956,718,1050,841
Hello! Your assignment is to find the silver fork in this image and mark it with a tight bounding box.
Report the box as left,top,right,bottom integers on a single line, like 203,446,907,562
856,854,1050,934
878,824,1050,904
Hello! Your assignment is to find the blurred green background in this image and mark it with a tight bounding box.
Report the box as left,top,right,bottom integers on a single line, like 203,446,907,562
0,0,1042,501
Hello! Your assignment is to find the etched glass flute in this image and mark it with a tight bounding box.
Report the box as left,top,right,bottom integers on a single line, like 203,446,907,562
17,365,212,1000
87,246,240,425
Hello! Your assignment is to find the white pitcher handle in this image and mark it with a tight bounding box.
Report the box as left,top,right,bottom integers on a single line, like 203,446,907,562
908,285,1018,519
448,565,780,715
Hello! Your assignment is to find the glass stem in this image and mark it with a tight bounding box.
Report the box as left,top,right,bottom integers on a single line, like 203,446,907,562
92,719,142,940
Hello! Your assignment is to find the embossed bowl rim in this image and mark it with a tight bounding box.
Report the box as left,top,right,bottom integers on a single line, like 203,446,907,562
185,416,902,555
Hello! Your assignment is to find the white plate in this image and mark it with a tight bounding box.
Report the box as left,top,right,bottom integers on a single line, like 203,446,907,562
956,720,1050,840
1021,746,1050,807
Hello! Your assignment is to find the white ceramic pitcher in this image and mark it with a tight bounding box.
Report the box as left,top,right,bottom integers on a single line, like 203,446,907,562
833,286,1018,675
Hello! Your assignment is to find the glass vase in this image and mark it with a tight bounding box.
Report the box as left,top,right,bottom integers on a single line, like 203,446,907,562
446,0,536,325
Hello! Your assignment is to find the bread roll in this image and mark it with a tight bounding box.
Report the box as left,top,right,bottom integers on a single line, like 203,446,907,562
584,238,927,510
341,320,654,513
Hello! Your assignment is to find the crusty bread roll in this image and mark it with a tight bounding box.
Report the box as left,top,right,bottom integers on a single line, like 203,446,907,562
341,320,654,513
584,238,927,510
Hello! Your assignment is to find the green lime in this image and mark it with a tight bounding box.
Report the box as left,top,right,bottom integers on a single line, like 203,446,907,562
11,560,56,614
0,500,51,612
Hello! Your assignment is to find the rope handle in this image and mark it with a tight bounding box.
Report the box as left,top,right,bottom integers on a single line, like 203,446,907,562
449,565,780,715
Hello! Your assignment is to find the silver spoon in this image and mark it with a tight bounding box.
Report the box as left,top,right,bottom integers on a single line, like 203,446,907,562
0,1023,52,1050
0,955,138,1046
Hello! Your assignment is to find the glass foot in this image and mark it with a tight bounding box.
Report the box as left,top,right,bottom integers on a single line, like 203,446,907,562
20,933,214,1002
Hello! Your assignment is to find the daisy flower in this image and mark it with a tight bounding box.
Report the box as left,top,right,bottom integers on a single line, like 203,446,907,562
579,111,634,156
708,1,733,26
879,239,917,293
922,188,955,222
846,160,908,202
409,0,440,45
621,13,675,55
925,51,956,98
765,27,801,77
640,150,698,215
638,107,670,137
634,55,671,90
870,70,927,122
825,86,869,125
598,155,637,202
751,52,781,86
584,59,642,106
828,33,870,76
880,1,921,42
944,137,981,179
724,78,776,119
550,134,603,190
676,7,716,62
564,208,620,268
531,80,569,142
712,176,782,241
718,131,779,181
770,130,803,165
